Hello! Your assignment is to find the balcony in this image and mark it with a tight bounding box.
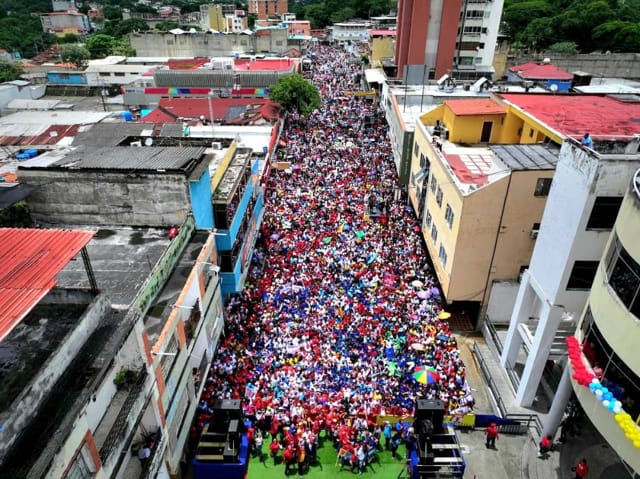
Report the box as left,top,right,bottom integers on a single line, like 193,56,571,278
572,374,640,472
95,368,149,469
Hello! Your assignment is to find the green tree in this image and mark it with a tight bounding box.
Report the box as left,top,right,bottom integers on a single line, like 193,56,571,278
114,18,150,37
547,41,578,54
102,5,123,21
502,1,553,38
304,3,330,29
111,37,136,56
155,21,180,32
269,73,321,117
594,21,640,52
85,34,115,58
56,33,79,44
60,44,90,69
0,60,23,82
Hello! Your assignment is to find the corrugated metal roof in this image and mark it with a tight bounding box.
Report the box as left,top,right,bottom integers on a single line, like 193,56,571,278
41,145,206,171
72,123,154,147
490,144,560,171
0,228,96,341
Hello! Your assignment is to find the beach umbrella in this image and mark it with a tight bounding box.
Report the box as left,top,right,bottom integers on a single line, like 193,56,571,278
322,236,333,244
411,280,424,288
413,366,439,385
416,290,429,299
410,343,425,352
430,287,441,297
438,311,452,320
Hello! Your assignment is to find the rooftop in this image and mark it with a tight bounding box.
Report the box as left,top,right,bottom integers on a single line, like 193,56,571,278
234,57,297,72
213,147,253,201
0,228,95,341
440,144,509,194
508,61,573,81
369,29,396,36
499,93,640,140
141,97,280,125
490,144,560,171
143,231,208,344
445,98,506,116
72,123,156,147
0,111,111,126
18,145,206,173
56,227,171,308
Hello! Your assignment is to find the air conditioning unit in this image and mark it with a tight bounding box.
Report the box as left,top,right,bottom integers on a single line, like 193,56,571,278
530,229,539,239
211,142,222,150
130,141,142,147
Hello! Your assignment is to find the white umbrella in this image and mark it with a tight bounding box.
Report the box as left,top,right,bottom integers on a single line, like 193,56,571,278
411,280,424,288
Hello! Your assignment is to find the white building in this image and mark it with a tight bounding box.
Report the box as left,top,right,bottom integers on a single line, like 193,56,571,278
499,97,640,406
328,22,372,45
455,0,504,77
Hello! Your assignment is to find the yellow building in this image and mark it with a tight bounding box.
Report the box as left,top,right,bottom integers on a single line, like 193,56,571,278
411,98,558,326
204,4,225,31
571,170,640,474
369,29,396,68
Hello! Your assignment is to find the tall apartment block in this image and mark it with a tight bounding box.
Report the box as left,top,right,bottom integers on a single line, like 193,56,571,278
395,0,504,81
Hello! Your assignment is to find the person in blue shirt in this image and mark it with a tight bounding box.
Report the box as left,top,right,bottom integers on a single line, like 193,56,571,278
581,133,593,149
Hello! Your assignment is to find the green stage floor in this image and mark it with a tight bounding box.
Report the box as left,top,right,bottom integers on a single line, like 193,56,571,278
247,435,409,479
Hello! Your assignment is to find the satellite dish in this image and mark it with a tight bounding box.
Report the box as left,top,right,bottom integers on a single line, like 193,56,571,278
144,137,154,146
549,84,558,93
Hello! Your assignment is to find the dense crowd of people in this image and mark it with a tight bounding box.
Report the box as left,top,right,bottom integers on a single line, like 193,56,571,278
191,44,473,473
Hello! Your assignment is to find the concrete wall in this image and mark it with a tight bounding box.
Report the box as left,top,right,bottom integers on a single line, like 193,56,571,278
529,141,640,315
0,293,110,461
18,169,191,227
130,30,289,57
486,280,520,324
512,53,640,80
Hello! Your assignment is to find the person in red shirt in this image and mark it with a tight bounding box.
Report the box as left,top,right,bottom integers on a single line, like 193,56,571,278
269,438,280,463
538,434,552,457
485,422,499,448
574,458,588,478
283,444,295,475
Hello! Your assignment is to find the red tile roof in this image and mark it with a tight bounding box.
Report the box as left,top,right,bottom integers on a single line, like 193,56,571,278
167,58,210,70
500,93,640,139
233,58,297,72
0,125,80,147
0,228,96,341
141,97,281,125
508,62,573,81
445,99,506,116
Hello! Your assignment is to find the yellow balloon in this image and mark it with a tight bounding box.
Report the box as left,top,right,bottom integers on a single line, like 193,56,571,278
634,440,640,449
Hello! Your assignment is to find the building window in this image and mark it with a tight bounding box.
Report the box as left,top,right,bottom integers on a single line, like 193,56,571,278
586,196,623,230
431,224,438,243
566,261,599,290
425,210,432,228
534,177,552,197
430,175,437,194
414,142,419,156
436,186,443,207
581,319,640,421
606,237,640,319
65,444,96,479
438,244,448,268
444,204,454,228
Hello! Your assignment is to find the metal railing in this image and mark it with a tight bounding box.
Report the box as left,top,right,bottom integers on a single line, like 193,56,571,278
471,341,508,417
99,368,148,464
471,342,543,438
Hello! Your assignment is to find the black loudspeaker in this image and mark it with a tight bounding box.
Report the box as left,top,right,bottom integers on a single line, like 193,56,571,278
415,399,444,435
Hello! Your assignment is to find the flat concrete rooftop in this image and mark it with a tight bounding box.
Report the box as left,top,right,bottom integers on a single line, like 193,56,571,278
56,227,171,309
